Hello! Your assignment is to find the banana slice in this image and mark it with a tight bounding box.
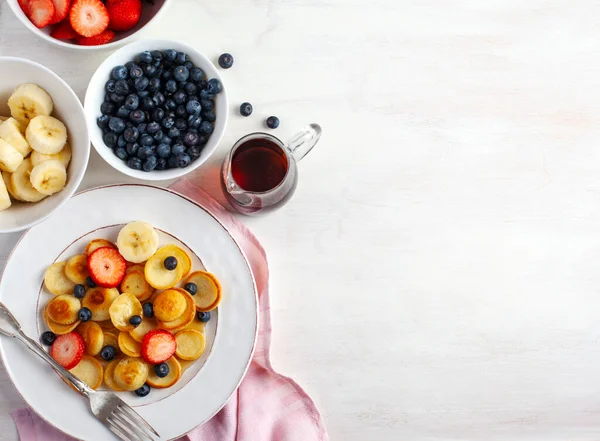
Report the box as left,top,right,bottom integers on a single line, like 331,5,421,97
184,271,222,312
118,331,141,357
3,171,22,202
175,329,205,361
46,294,81,325
8,83,54,126
153,289,187,322
117,221,159,264
69,355,103,390
64,254,90,285
31,142,71,168
81,287,120,321
129,318,157,343
76,321,104,356
158,289,196,332
152,245,192,278
11,158,46,202
44,261,75,295
113,357,148,392
145,253,183,290
29,159,66,195
0,173,11,212
104,359,125,391
109,292,143,332
26,115,67,154
120,269,153,302
0,139,23,173
0,117,30,157
43,307,80,335
146,356,181,389
85,239,116,256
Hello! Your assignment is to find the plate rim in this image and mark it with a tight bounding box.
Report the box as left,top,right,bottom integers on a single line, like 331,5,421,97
0,183,259,440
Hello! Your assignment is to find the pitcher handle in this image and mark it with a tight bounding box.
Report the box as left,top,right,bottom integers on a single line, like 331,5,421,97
287,123,322,162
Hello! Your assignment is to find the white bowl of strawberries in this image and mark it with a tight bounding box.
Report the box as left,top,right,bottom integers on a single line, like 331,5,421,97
7,0,171,49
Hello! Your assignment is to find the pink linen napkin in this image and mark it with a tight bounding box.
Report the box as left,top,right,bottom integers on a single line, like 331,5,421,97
11,180,329,441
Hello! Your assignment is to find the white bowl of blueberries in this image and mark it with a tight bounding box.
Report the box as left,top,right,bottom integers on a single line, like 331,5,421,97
84,39,228,180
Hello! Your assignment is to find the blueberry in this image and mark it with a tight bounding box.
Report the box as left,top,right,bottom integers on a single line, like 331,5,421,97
165,99,177,110
174,91,187,105
162,136,173,145
139,51,153,64
240,102,253,117
41,331,56,346
186,100,201,115
185,282,198,295
116,106,131,119
115,147,127,160
165,80,177,93
104,132,118,148
197,134,208,145
130,65,144,79
188,127,198,134
104,93,113,103
176,153,191,168
153,130,164,142
183,132,199,146
110,93,125,104
176,105,187,118
125,94,139,110
100,102,115,115
129,109,145,124
151,50,163,61
157,143,171,158
175,119,187,130
126,143,139,156
187,146,201,159
78,307,92,322
161,117,175,129
188,115,202,129
156,157,167,170
97,115,110,129
152,109,165,123
114,79,130,95
129,315,142,327
138,90,150,98
112,65,128,80
154,363,170,378
196,311,211,322
135,383,151,397
168,127,180,139
123,127,139,143
206,78,222,94
100,345,116,361
171,143,185,156
175,52,188,65
166,110,177,120
202,110,216,122
266,116,280,129
118,135,127,148
164,49,177,61
134,76,149,91
108,117,126,133
143,302,154,318
201,99,214,111
200,89,214,100
137,145,154,159
105,80,116,93
197,79,208,90
174,66,189,82
218,53,234,69
148,77,161,92
184,83,198,95
184,61,193,70
164,256,178,270
146,122,161,134
138,123,148,133
86,276,96,288
167,155,179,169
125,60,135,70
152,92,165,107
199,121,214,134
190,67,204,82
127,157,143,170
177,81,189,91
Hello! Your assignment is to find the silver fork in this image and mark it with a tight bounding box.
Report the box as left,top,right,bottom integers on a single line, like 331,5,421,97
0,302,161,441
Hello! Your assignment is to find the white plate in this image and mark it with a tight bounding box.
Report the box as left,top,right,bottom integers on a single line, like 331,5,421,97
0,184,258,441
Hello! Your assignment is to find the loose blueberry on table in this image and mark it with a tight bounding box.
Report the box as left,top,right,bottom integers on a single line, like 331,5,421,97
240,102,253,117
218,53,234,69
98,50,223,171
266,116,280,129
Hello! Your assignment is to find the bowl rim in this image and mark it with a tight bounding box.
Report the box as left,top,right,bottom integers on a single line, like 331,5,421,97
5,0,172,52
0,56,91,233
84,38,229,181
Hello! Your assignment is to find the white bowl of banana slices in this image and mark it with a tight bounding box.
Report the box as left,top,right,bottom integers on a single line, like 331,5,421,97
0,57,90,233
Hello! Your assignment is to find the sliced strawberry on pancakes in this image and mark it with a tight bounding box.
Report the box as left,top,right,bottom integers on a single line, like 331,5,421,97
141,330,177,364
50,332,84,370
49,0,72,25
27,0,56,28
69,0,109,37
77,29,115,45
87,246,126,288
50,19,78,39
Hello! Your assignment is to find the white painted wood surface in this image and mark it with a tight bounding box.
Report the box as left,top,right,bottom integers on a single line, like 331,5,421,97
3,1,600,440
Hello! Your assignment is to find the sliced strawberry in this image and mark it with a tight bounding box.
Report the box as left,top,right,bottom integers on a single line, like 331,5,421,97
50,332,84,370
49,0,72,24
18,0,31,14
69,0,109,37
141,330,177,364
50,20,78,39
27,0,56,28
87,247,126,288
76,29,115,45
106,0,141,32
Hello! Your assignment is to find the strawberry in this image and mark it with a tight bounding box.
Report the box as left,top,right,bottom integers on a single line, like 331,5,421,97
27,0,56,28
106,0,141,32
18,0,31,14
49,0,71,25
77,29,115,45
50,20,78,39
87,247,126,288
50,332,84,370
69,0,109,37
141,330,177,364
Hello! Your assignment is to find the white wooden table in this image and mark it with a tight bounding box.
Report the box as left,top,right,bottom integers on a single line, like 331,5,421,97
3,1,600,440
